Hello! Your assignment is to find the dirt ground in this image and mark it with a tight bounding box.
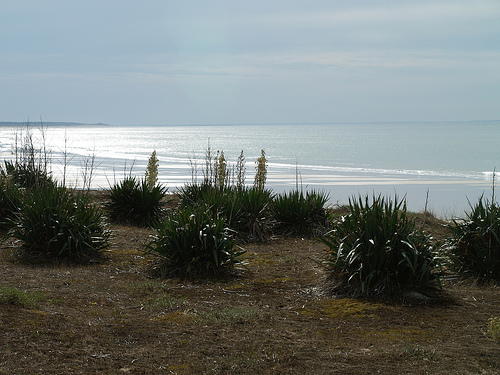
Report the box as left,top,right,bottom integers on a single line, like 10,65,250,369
1,207,500,374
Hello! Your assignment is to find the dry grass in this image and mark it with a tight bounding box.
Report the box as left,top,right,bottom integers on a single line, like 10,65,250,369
0,205,499,374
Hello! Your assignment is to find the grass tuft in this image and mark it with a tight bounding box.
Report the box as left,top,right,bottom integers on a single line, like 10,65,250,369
0,286,47,309
130,280,186,309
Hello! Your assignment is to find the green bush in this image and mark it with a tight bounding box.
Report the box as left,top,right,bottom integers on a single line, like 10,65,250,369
177,182,231,212
232,187,273,241
0,178,22,227
1,160,54,190
106,177,169,227
272,189,329,236
177,183,272,241
177,181,212,207
0,159,54,228
10,183,110,264
447,196,500,281
320,195,442,297
145,205,244,277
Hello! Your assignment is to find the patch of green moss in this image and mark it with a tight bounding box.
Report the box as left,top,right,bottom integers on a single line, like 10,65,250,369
0,286,47,309
223,283,247,290
244,253,278,266
298,298,391,319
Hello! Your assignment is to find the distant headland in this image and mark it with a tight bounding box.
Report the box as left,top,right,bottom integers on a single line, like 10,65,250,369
0,122,109,127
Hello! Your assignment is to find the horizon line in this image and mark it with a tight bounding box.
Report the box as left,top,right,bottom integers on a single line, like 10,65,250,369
1,119,499,127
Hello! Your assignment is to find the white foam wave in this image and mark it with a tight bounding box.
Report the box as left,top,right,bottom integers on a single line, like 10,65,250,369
268,162,489,181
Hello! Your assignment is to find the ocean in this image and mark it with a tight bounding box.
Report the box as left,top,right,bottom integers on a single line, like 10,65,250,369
0,121,498,218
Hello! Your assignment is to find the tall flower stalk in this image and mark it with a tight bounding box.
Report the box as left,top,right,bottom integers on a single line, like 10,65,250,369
145,150,159,190
254,149,267,190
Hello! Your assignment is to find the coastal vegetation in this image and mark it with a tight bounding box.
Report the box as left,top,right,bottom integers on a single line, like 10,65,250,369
144,150,159,189
272,189,330,236
487,316,500,343
446,195,500,282
106,176,169,228
0,125,109,263
321,195,441,298
2,123,500,284
1,124,500,373
254,148,267,190
177,183,274,242
9,182,110,264
145,205,244,277
0,172,22,226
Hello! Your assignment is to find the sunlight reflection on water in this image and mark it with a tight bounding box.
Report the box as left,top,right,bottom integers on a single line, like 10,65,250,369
0,123,497,218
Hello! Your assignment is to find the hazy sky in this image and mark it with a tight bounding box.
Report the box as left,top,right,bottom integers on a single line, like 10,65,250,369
1,1,499,125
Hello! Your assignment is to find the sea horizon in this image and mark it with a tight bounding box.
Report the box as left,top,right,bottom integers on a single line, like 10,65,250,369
1,119,499,127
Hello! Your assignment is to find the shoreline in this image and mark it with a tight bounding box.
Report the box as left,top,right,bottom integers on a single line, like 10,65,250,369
70,165,490,219
0,123,495,218
0,149,491,218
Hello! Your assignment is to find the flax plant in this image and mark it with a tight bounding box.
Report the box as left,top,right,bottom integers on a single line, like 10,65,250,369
10,183,110,264
0,175,22,227
145,205,244,277
107,176,169,227
272,189,329,236
5,122,54,190
321,194,442,297
447,195,500,282
232,186,273,241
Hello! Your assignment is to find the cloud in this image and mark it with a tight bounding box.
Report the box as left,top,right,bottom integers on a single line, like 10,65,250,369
0,0,499,124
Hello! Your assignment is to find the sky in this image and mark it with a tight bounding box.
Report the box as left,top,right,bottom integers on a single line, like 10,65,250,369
1,0,499,125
